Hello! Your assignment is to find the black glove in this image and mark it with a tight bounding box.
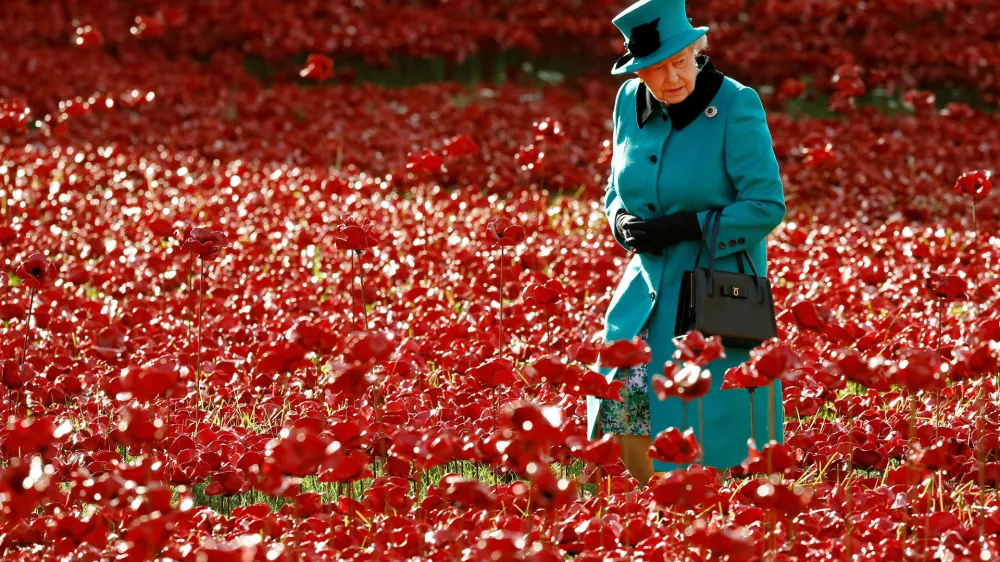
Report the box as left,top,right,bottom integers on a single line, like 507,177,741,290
615,211,661,255
619,211,702,254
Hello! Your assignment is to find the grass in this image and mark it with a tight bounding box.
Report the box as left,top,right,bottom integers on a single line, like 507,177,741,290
239,50,996,117
177,456,595,516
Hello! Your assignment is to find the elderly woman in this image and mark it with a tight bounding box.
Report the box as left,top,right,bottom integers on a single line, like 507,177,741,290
585,0,787,486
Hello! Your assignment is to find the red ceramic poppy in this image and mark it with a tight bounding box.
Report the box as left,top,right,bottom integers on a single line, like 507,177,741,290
954,169,993,200
486,217,526,248
672,330,725,367
14,253,56,290
300,54,334,81
652,363,711,401
649,427,702,464
182,228,228,260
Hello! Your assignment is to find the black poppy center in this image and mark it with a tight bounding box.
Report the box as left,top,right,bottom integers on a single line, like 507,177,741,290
30,267,42,278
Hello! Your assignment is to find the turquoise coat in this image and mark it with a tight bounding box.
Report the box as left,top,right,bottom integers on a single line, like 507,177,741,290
586,60,787,473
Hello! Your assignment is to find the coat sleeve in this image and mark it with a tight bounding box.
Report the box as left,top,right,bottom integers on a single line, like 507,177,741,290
695,86,786,259
604,81,632,252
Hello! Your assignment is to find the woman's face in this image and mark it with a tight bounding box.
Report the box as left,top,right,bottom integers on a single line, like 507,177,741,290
634,45,698,104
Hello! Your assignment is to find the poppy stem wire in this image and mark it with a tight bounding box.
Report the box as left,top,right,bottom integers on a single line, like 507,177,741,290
975,386,986,537
499,246,504,356
20,287,35,366
196,259,205,416
354,250,369,332
187,252,194,345
971,200,980,343
349,249,359,330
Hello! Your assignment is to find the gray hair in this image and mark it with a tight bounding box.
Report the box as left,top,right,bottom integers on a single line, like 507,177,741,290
691,34,709,57
692,34,709,73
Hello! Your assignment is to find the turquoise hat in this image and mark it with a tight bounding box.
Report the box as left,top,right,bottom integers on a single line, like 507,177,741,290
611,0,709,75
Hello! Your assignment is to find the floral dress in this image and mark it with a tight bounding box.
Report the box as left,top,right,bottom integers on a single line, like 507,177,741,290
598,325,651,436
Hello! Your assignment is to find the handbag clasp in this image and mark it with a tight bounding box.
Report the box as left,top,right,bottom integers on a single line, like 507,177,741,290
732,286,741,297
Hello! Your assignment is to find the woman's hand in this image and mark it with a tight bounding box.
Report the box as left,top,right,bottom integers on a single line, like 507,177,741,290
617,211,702,254
616,212,662,255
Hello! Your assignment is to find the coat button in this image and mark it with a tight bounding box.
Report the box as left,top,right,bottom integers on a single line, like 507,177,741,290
738,237,745,244
729,240,737,247
649,155,657,164
718,242,726,249
649,291,656,300
647,203,656,211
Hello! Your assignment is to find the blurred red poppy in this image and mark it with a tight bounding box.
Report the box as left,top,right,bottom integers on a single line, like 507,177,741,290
520,279,565,307
649,427,701,464
300,54,334,81
721,362,771,390
443,135,480,158
0,359,34,389
533,117,565,146
888,348,950,392
953,169,993,200
406,148,445,175
672,330,725,367
73,25,104,48
652,363,710,401
598,337,651,369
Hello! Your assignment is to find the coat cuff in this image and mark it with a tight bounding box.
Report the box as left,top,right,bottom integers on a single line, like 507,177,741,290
675,211,702,241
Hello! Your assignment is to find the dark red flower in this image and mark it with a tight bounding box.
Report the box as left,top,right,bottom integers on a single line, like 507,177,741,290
598,337,651,369
672,330,725,367
790,301,835,332
334,218,378,252
926,272,968,300
205,469,250,495
652,363,711,401
487,217,526,248
888,348,950,392
649,427,701,464
520,279,565,306
0,224,16,246
0,98,31,133
573,370,626,401
467,357,515,388
827,349,890,391
741,440,802,476
14,253,56,291
73,25,104,48
533,118,565,146
441,474,497,510
131,14,166,38
0,359,35,389
721,362,771,390
405,148,445,175
300,54,334,81
182,228,228,260
443,135,480,158
954,169,993,200
902,89,936,112
751,344,802,382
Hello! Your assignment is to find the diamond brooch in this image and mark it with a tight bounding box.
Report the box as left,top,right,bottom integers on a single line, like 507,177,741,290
704,106,718,118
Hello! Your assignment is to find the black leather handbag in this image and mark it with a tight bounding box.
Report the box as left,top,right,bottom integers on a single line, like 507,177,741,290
674,208,778,348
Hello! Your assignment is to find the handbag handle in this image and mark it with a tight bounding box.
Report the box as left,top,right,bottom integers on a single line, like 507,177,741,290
691,208,721,272
698,209,765,302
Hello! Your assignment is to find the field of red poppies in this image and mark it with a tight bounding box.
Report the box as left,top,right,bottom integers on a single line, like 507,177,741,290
1,1,999,560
